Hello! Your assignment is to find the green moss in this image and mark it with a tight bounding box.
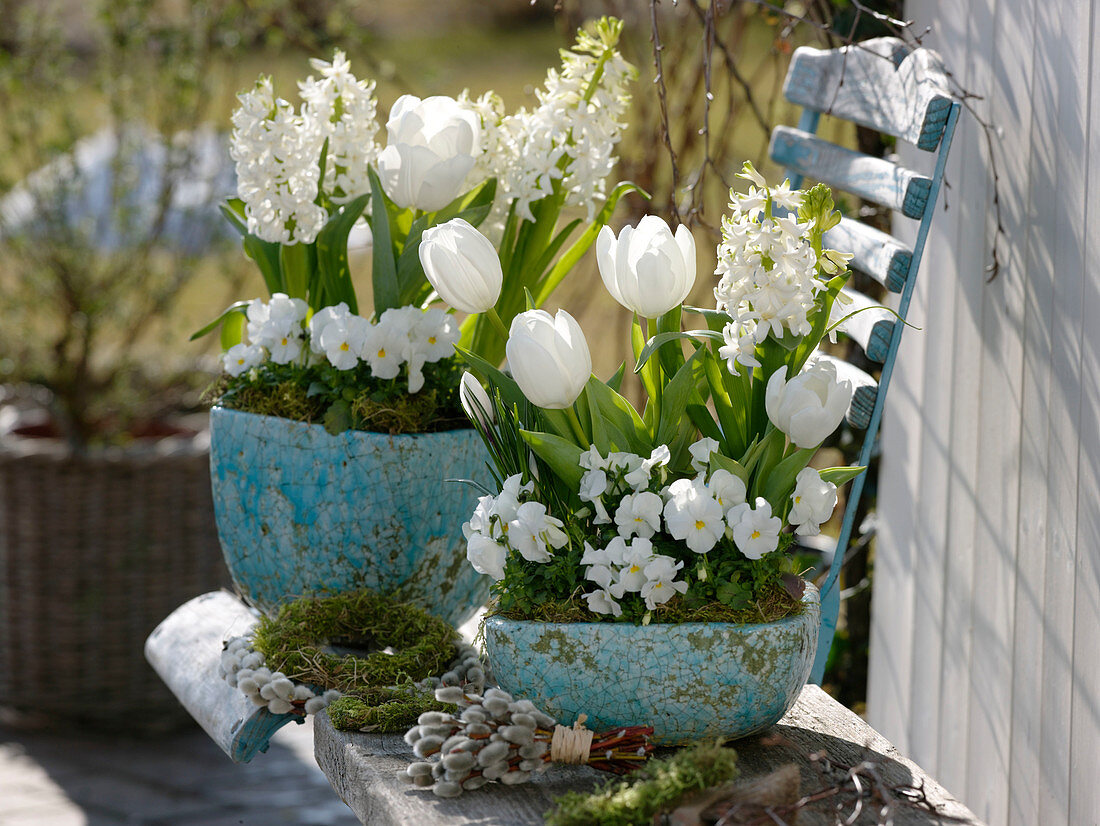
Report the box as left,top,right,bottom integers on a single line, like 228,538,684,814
544,742,739,826
251,590,460,732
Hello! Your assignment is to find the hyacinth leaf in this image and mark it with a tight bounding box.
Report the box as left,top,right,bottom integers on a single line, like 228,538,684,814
759,447,817,510
533,180,648,306
279,241,313,304
395,213,431,308
529,217,583,283
702,351,747,458
684,305,734,333
219,199,248,236
433,177,497,227
520,430,584,490
819,466,866,486
369,168,400,314
573,386,603,450
455,347,526,413
655,306,685,378
656,349,704,448
219,311,246,350
189,299,251,341
241,233,283,297
607,362,626,393
585,377,650,453
687,402,724,447
496,200,520,278
709,451,749,485
634,329,723,373
315,192,368,315
788,271,849,373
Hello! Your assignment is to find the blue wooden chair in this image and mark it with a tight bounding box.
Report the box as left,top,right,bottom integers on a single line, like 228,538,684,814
768,37,960,683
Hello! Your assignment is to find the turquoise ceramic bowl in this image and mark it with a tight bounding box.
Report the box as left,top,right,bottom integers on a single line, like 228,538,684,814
483,585,819,745
209,406,489,626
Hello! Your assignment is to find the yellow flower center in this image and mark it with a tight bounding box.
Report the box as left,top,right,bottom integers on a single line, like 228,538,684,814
695,520,706,530
377,348,386,358
428,336,436,344
654,582,664,589
751,529,761,540
340,342,350,352
281,337,289,346
237,358,245,366
795,495,801,504
629,565,640,574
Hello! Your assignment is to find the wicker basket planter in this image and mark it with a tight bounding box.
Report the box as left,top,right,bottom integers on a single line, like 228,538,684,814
0,425,228,733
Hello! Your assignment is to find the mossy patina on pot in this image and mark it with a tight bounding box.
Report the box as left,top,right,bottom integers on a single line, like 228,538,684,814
483,584,819,745
210,406,488,626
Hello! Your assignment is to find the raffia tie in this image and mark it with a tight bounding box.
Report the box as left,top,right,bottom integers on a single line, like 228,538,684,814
550,713,594,764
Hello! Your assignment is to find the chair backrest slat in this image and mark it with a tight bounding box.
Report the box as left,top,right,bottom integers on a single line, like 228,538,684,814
824,217,912,293
830,287,897,363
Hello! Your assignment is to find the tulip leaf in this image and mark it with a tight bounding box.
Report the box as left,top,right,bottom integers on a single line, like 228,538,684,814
687,403,724,448
818,465,866,486
533,180,648,306
709,452,749,485
455,347,527,413
684,306,734,332
315,192,369,314
530,217,583,282
581,389,610,454
655,306,686,378
607,362,626,393
434,178,497,227
369,167,401,314
788,271,849,373
634,329,723,373
220,310,247,350
395,213,431,307
702,352,746,458
190,300,251,341
759,447,816,510
520,430,584,490
585,377,650,454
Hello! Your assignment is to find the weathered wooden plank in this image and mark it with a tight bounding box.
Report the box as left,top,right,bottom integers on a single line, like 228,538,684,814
770,127,933,219
829,287,896,363
824,216,913,293
313,685,985,826
811,353,877,430
783,37,954,150
145,590,299,762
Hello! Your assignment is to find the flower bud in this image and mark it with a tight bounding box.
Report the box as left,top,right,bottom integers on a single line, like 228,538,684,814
764,360,853,449
459,372,495,431
419,219,503,313
505,309,592,410
595,216,696,318
377,95,480,212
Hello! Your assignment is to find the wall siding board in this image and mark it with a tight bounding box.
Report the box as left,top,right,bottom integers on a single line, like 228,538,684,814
872,2,1100,823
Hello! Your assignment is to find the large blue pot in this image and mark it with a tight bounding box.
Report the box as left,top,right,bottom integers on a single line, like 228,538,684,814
209,406,489,626
483,585,819,745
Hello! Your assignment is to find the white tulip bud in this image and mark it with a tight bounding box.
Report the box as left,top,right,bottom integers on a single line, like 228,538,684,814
764,360,853,449
459,372,495,430
596,216,696,318
505,309,592,410
377,95,481,212
419,219,503,313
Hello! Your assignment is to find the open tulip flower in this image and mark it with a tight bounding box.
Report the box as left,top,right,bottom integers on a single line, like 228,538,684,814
458,163,867,624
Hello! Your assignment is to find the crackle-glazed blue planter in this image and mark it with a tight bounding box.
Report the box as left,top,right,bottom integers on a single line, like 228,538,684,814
483,584,819,745
209,406,489,626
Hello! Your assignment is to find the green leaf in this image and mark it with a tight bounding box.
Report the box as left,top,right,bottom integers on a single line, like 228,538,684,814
684,305,733,332
632,317,661,434
279,241,313,302
434,178,497,226
219,310,246,350
607,362,626,393
242,234,284,296
656,349,703,448
369,167,400,314
760,448,817,510
533,181,648,305
635,329,723,374
315,192,369,314
819,466,866,486
190,300,251,341
395,213,431,307
585,377,650,454
686,403,724,446
520,430,584,490
323,400,353,435
655,306,685,379
702,352,746,458
219,199,248,236
709,452,749,485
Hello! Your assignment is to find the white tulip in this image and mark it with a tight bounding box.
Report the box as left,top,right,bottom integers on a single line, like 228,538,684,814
595,215,696,318
764,360,853,449
419,218,503,313
505,309,592,410
459,372,495,430
376,94,480,212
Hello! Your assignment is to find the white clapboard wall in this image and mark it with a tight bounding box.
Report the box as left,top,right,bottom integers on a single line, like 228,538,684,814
869,1,1100,825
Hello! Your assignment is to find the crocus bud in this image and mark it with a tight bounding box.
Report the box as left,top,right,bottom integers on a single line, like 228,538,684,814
376,95,480,212
419,219,502,313
595,215,696,318
459,372,495,430
764,360,853,449
505,309,592,410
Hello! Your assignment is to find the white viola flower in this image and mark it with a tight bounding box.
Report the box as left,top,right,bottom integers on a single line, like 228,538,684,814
463,494,497,540
419,218,503,314
688,437,721,473
585,588,623,617
578,446,608,471
506,309,592,410
467,533,507,581
579,540,613,567
707,469,747,514
640,555,688,610
319,313,371,371
267,293,309,326
623,445,671,490
309,303,351,354
662,477,725,554
788,467,838,537
459,372,495,430
578,468,610,523
491,474,532,528
765,360,853,449
362,319,404,380
616,538,655,593
376,94,481,212
507,501,567,563
223,343,265,377
600,535,631,567
584,562,624,596
614,491,664,539
266,328,305,365
728,497,782,560
416,308,460,362
595,216,696,318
